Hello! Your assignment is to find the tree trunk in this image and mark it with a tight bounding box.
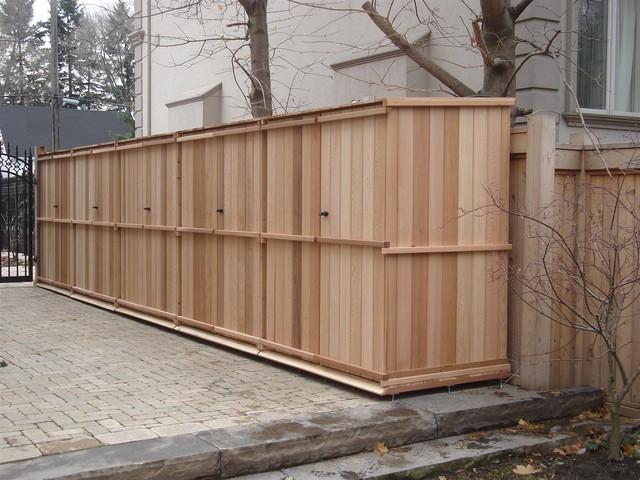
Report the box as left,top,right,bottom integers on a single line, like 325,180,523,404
479,0,518,97
238,0,273,118
608,354,623,461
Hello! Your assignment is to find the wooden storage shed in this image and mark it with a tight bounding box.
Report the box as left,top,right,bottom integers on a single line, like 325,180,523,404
37,98,514,395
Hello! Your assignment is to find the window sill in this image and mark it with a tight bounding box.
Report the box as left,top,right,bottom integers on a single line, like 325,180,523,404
563,112,640,131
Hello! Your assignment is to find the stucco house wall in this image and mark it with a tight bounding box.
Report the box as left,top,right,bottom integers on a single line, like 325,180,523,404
131,0,639,144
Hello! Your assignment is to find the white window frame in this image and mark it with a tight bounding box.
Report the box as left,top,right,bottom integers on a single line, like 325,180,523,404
576,0,639,118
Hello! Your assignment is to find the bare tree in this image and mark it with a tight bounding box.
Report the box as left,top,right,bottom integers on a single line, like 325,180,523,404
237,0,272,117
359,0,539,120
148,0,544,119
481,161,640,461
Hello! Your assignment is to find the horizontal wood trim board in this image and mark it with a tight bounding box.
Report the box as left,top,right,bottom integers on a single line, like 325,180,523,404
258,339,317,362
37,219,117,227
175,325,262,356
90,147,117,154
176,316,215,333
177,125,260,142
509,129,527,154
382,244,512,254
618,401,640,419
317,107,389,123
71,150,95,157
115,223,178,232
115,307,176,330
258,339,386,381
383,372,511,396
261,117,317,130
176,131,216,142
584,150,640,171
214,229,261,238
383,97,515,107
555,149,582,170
117,142,151,151
37,277,72,293
169,319,386,389
261,233,316,243
142,225,178,232
212,125,261,137
116,223,145,230
258,351,387,396
380,363,511,388
114,299,177,322
213,325,263,347
70,294,117,311
115,136,175,149
387,359,510,380
176,227,215,234
70,287,116,305
143,138,177,148
316,237,390,248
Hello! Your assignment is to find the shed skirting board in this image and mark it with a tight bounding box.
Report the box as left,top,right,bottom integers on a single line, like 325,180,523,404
35,281,511,395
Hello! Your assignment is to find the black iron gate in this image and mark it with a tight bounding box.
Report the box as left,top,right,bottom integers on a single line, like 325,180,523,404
0,145,34,283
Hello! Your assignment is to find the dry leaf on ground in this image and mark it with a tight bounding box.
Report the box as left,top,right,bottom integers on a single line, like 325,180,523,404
513,464,542,475
373,442,389,455
464,431,493,441
516,418,545,433
577,409,610,421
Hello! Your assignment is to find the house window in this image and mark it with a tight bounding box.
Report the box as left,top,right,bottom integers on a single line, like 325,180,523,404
576,0,639,115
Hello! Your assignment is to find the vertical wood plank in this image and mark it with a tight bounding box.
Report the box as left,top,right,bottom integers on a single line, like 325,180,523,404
471,108,488,362
385,108,399,371
456,107,474,363
427,107,445,366
441,108,459,365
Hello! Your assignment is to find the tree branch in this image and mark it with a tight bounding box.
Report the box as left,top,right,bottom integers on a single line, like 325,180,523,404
502,29,561,96
471,19,491,67
511,0,535,20
361,1,476,97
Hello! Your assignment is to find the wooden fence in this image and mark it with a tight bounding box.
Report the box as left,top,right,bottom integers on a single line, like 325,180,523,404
510,115,640,416
36,98,514,395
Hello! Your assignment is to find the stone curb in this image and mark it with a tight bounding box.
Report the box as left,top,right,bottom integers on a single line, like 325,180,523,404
197,402,436,478
254,431,575,479
428,385,603,437
0,386,603,480
0,435,220,480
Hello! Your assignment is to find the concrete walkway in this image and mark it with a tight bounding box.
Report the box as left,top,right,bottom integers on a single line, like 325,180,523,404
0,284,602,479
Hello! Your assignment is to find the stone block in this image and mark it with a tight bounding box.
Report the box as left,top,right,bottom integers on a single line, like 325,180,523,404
198,402,437,478
0,434,220,480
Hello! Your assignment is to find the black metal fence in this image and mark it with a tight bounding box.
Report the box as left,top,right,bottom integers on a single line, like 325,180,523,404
0,145,34,282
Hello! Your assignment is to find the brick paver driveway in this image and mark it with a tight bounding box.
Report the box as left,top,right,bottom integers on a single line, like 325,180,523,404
0,284,381,464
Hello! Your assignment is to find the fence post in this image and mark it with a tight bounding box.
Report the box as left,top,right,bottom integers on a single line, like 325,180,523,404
512,114,557,390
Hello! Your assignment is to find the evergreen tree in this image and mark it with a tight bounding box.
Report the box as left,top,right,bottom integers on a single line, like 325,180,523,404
76,11,107,107
57,0,84,100
77,0,133,115
101,0,134,115
0,0,47,105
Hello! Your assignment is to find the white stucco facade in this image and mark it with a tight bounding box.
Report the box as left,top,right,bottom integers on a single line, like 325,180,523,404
131,0,639,144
